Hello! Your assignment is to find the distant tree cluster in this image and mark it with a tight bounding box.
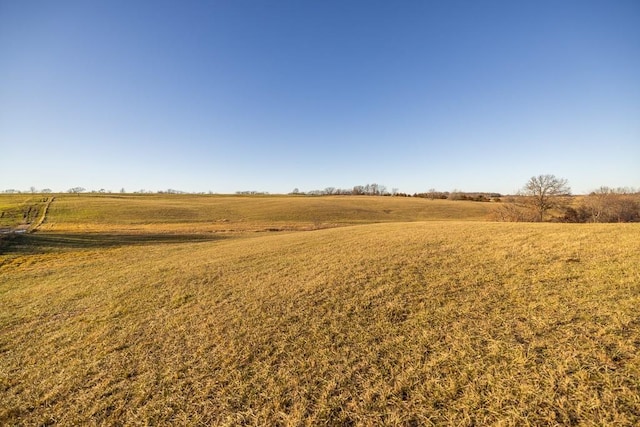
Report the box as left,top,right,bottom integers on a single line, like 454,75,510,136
414,189,449,199
157,189,188,194
3,188,52,194
290,183,391,196
563,187,640,223
287,184,501,199
236,191,270,195
414,189,502,201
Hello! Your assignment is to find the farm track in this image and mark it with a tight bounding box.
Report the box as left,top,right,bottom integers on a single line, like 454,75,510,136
28,196,55,233
0,197,53,236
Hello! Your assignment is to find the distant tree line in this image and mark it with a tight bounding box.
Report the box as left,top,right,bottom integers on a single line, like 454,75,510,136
1,187,197,195
5,183,502,200
413,189,502,201
3,188,52,194
289,184,503,200
290,183,392,196
236,191,270,195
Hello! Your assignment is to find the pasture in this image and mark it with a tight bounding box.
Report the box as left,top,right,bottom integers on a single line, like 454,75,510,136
1,194,639,425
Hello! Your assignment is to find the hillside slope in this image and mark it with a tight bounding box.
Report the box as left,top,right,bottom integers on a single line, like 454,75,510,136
2,222,639,425
38,194,494,233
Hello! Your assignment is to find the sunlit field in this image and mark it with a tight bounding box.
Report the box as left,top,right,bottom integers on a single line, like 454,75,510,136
1,195,639,425
38,194,492,233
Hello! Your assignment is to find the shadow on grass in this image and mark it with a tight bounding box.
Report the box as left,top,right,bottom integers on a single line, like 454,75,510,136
0,232,226,255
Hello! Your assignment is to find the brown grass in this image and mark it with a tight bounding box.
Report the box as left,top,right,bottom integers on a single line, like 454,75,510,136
36,194,493,234
1,208,639,425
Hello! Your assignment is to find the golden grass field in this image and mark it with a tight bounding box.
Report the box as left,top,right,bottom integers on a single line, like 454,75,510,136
1,194,639,425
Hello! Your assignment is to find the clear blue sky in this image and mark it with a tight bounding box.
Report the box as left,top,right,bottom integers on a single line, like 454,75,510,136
1,0,638,194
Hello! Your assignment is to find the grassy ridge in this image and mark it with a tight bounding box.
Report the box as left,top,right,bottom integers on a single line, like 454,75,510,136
1,221,639,425
39,194,493,233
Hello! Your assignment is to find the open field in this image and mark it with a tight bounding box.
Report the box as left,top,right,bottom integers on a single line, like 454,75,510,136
36,194,493,234
1,195,639,425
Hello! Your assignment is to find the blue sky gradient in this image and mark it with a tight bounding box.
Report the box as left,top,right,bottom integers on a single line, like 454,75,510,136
1,0,638,194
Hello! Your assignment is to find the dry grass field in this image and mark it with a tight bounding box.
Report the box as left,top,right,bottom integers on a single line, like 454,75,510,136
1,194,639,425
37,194,492,234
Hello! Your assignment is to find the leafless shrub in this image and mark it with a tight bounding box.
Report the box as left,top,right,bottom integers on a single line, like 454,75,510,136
492,197,538,222
576,187,640,223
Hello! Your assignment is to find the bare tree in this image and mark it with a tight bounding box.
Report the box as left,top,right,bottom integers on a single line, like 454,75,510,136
448,189,463,201
521,174,571,221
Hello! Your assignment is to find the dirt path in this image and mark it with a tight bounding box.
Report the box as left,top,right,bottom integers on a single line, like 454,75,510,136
28,196,55,233
0,197,53,236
